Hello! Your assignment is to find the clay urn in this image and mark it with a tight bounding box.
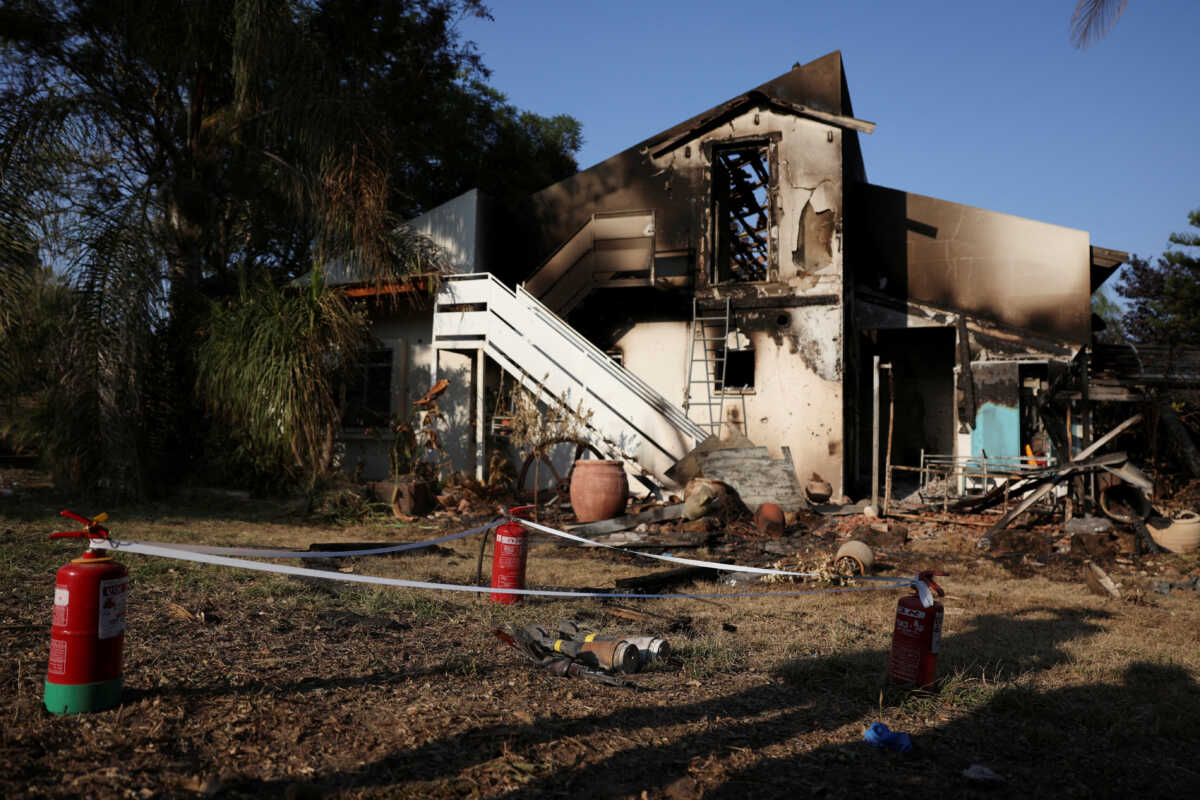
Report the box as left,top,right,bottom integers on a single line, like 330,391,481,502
753,503,785,536
569,460,628,522
835,540,875,575
806,479,833,504
1148,511,1200,554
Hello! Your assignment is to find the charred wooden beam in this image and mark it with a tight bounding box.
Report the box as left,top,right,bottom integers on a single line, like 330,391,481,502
614,565,722,594
956,317,976,429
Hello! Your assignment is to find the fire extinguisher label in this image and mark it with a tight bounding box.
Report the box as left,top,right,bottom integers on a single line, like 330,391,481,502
53,586,69,627
49,638,67,674
97,577,128,639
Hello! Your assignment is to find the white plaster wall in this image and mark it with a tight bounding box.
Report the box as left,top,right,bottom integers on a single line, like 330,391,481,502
406,189,481,274
616,312,845,498
742,310,845,494
613,321,690,408
342,310,475,481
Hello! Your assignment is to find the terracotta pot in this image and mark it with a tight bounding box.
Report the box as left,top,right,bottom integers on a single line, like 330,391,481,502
753,503,785,536
806,480,832,504
569,460,628,522
835,540,875,575
1148,511,1200,554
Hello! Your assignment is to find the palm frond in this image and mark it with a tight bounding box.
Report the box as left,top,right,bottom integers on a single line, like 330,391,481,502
196,275,369,488
1071,0,1128,49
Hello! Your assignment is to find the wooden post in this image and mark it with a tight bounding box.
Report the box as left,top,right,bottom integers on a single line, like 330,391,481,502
884,364,895,516
475,348,486,482
1081,348,1093,506
872,355,880,513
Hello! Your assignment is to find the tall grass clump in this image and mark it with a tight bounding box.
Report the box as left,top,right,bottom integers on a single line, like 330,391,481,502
197,273,369,491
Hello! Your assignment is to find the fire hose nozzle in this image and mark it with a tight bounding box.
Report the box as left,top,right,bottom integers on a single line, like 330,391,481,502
50,510,110,540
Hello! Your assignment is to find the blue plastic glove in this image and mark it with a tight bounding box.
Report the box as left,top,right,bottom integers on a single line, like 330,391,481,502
863,722,912,753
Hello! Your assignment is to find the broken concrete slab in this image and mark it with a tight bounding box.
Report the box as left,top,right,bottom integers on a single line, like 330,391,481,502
674,446,807,512
664,432,755,485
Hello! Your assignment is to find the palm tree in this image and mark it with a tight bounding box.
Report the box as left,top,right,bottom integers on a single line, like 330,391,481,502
0,1,483,494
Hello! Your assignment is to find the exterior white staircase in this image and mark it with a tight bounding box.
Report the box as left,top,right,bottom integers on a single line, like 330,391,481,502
432,273,706,488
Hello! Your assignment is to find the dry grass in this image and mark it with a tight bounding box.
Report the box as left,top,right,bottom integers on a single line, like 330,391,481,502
2,475,1200,797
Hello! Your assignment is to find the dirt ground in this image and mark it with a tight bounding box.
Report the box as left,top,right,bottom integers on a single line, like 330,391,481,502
2,470,1199,798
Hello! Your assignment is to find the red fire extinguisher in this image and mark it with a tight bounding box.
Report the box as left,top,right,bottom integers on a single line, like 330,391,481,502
44,510,128,714
887,570,947,687
491,506,532,605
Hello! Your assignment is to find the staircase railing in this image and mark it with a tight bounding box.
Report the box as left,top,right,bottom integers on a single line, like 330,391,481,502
433,273,706,485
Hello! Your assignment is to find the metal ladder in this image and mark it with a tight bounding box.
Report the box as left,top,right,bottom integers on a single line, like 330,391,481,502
683,297,730,435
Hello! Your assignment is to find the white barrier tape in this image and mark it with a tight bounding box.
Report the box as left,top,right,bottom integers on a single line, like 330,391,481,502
108,521,498,559
88,538,914,601
508,515,935,606
511,514,911,584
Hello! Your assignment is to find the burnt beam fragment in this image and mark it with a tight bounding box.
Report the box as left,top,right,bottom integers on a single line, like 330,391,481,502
956,317,976,430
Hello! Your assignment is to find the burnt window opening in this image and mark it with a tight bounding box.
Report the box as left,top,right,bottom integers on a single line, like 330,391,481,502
343,348,393,427
718,347,755,392
713,143,773,283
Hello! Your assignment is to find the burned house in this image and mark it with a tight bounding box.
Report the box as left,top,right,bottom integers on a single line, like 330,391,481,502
346,51,1124,503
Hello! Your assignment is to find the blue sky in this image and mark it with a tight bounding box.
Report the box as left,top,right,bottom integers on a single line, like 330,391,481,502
460,1,1199,290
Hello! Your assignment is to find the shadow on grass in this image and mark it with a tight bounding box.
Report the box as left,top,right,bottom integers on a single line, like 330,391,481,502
0,480,313,527
121,656,499,705
705,660,1200,798
210,604,1188,798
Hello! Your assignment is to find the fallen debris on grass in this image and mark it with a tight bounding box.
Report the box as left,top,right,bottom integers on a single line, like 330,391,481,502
1085,561,1121,599
863,722,912,753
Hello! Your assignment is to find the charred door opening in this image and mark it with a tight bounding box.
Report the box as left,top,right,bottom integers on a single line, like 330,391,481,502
1019,364,1052,461
712,142,774,283
858,327,956,483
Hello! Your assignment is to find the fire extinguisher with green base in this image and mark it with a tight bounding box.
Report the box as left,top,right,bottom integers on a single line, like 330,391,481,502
887,570,946,687
44,510,128,714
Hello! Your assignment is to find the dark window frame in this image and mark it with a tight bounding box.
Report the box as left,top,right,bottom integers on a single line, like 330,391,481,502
342,348,393,428
707,134,779,285
717,346,756,393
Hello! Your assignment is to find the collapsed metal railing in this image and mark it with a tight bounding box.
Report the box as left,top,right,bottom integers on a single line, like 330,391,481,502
887,452,1059,515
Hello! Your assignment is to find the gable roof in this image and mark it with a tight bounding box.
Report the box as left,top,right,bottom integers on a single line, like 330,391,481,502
641,51,873,158
524,51,872,269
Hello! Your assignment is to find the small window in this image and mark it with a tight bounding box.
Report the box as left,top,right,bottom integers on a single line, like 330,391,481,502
343,349,392,427
719,348,755,392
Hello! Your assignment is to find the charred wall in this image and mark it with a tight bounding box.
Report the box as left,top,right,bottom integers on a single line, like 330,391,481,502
849,183,1093,343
